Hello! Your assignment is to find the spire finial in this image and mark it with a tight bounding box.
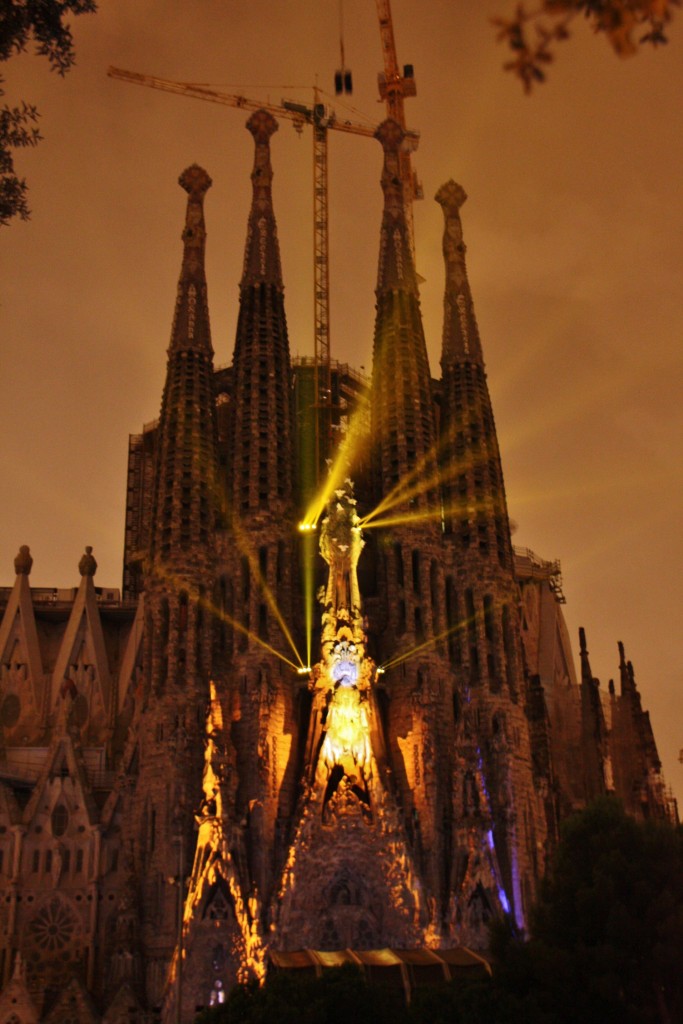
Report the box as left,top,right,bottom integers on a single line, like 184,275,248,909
79,545,97,577
618,641,637,696
579,627,594,685
178,164,211,281
376,119,406,220
241,110,283,288
247,110,277,196
247,109,278,146
168,166,213,354
375,119,416,294
436,179,468,266
14,545,32,575
436,179,483,366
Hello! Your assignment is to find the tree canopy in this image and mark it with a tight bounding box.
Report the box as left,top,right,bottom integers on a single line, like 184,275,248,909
196,799,683,1024
1,0,97,226
494,0,680,91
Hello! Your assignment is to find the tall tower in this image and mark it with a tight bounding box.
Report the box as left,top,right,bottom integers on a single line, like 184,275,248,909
222,111,299,900
130,165,219,1007
370,120,454,925
435,181,550,926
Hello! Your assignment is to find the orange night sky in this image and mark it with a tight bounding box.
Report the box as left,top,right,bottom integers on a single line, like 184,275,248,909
2,0,682,805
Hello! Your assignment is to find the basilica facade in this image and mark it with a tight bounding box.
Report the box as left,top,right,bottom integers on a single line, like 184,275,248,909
0,113,675,1023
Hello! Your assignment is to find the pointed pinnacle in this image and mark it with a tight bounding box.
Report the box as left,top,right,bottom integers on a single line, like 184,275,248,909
435,179,467,215
375,119,416,294
247,109,278,193
241,110,283,288
579,627,594,685
178,164,211,281
436,179,484,367
376,119,405,218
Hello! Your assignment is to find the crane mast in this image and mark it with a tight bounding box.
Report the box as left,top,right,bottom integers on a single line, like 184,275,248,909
374,0,422,247
312,101,331,480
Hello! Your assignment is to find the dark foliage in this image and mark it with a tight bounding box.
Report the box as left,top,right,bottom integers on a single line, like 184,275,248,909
195,965,408,1024
0,0,97,225
493,1,680,91
196,800,683,1024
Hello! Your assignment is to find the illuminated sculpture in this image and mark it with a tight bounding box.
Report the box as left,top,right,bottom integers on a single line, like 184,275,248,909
274,480,425,951
315,485,375,790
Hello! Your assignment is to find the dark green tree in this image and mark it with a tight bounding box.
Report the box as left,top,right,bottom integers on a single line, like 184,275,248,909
1,0,97,225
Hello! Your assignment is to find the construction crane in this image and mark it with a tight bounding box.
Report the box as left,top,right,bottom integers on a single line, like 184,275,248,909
108,65,418,481
374,0,423,246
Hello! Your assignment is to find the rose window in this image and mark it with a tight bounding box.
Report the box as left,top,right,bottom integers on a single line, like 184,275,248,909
27,897,78,952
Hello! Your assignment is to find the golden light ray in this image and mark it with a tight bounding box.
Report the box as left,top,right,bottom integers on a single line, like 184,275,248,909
360,409,473,523
379,622,464,672
231,522,306,670
301,529,317,668
363,444,441,524
361,506,446,530
146,565,300,670
359,419,502,528
379,589,514,673
361,460,444,524
362,490,507,532
300,402,370,528
214,607,303,672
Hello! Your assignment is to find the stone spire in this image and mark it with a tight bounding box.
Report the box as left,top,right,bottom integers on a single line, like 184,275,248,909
146,166,218,693
224,113,298,901
435,181,483,366
169,164,213,354
371,119,436,506
618,639,636,697
579,627,612,801
229,111,293,517
434,179,549,931
240,110,283,289
579,626,594,686
611,641,673,821
130,170,220,993
435,180,522,709
436,180,514,575
375,120,418,296
370,122,453,930
78,545,97,577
